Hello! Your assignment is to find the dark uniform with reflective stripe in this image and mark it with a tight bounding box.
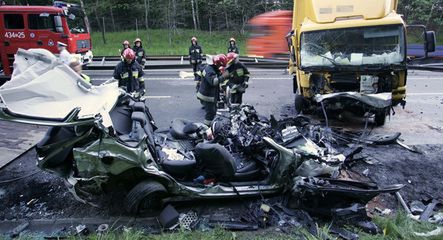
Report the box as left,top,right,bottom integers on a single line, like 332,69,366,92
228,44,239,54
113,60,145,93
194,64,206,92
197,64,225,125
189,43,203,75
133,45,147,66
225,61,250,104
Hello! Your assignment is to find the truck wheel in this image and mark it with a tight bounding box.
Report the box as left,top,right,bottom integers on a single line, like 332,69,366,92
294,94,305,115
374,108,388,126
124,180,168,214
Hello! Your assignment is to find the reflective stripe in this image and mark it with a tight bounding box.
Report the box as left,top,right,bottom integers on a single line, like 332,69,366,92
121,72,129,78
236,69,244,76
221,79,229,86
204,119,212,126
197,92,215,102
230,84,239,93
139,77,145,82
133,72,139,78
81,74,91,83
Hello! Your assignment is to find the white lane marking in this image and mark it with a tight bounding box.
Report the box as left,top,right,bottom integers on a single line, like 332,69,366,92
146,96,171,99
408,77,442,80
407,93,443,96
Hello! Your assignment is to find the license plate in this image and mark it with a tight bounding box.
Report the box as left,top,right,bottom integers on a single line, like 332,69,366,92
360,75,378,94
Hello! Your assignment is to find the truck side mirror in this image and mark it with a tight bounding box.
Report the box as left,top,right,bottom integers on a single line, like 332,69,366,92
406,25,436,59
285,30,294,51
54,16,64,33
425,31,436,53
285,30,297,64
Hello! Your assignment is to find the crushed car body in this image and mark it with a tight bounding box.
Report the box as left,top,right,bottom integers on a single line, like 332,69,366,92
0,49,403,214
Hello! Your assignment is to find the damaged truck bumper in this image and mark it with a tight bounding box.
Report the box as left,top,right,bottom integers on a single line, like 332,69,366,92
314,92,392,109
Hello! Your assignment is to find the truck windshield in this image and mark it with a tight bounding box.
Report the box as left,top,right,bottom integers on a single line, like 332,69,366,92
300,25,405,69
66,7,88,34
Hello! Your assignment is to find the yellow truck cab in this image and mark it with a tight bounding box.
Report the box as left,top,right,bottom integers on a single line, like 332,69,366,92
287,0,435,125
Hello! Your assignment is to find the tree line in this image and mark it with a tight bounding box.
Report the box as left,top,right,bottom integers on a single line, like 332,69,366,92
81,0,294,34
4,0,443,34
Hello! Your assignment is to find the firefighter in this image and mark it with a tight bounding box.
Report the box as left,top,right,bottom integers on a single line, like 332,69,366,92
225,52,250,104
69,61,90,83
120,40,131,56
197,54,229,125
194,63,206,92
189,37,203,77
113,48,145,94
133,38,147,67
57,42,71,65
227,38,239,54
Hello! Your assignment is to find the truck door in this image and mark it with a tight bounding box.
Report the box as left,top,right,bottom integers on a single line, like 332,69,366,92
27,13,59,53
1,13,27,75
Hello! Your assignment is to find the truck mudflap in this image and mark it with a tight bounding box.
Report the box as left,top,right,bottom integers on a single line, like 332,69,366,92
314,92,392,109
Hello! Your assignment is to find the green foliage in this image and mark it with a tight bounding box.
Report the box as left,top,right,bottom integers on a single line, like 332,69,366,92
78,0,294,32
398,0,443,30
360,211,443,240
12,212,443,240
91,29,247,56
5,0,441,39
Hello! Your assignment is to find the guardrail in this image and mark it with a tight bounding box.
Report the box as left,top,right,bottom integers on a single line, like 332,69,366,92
91,55,283,63
86,55,443,72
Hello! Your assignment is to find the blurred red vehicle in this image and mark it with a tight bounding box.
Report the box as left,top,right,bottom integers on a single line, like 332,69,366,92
246,10,292,59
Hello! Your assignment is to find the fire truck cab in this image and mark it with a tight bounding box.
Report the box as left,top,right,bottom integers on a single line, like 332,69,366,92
0,1,92,76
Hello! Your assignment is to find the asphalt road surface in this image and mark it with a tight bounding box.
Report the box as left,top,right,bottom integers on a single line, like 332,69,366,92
0,67,442,234
85,68,443,145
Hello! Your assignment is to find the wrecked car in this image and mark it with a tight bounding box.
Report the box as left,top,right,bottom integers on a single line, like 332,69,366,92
0,49,403,214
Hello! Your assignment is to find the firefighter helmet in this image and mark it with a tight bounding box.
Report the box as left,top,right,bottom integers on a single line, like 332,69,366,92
191,37,197,42
229,37,236,43
122,48,135,60
213,54,228,67
226,52,239,64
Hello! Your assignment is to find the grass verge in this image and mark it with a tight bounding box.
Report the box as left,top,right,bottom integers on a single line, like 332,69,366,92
13,212,443,240
91,29,247,56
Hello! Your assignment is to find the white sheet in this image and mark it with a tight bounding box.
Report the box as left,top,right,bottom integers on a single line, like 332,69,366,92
0,49,120,127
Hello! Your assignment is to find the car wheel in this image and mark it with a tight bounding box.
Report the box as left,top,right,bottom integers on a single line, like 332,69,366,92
374,108,388,126
124,180,168,214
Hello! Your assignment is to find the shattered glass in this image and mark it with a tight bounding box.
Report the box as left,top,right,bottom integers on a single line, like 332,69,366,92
300,25,405,68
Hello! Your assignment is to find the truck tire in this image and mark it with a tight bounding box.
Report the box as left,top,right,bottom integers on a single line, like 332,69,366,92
294,94,305,115
124,180,168,214
374,108,388,126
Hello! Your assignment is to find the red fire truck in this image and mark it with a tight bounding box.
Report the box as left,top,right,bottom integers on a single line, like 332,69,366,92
0,1,92,76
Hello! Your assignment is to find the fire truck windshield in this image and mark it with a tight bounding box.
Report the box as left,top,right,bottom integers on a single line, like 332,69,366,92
66,8,87,34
